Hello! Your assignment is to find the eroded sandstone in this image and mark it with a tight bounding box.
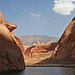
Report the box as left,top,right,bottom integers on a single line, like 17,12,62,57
0,11,25,72
55,17,75,61
24,42,58,56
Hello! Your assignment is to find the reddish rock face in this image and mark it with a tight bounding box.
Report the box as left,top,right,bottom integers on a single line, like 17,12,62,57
0,11,4,21
24,42,58,56
0,11,25,72
24,45,36,56
5,21,17,32
11,33,25,54
55,17,75,61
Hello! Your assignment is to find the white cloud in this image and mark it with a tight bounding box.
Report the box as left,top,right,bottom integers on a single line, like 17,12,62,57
30,13,41,19
53,0,75,15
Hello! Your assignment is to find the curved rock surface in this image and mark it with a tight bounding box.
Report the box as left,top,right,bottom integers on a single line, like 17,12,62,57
5,21,17,32
0,11,25,72
55,17,75,61
24,42,58,56
11,33,25,54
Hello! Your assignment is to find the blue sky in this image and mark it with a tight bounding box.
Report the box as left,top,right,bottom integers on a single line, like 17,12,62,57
0,0,75,37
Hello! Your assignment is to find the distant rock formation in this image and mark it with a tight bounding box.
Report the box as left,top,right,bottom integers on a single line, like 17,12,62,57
33,17,75,64
24,42,58,56
0,11,25,72
55,17,75,61
25,16,75,64
19,35,59,46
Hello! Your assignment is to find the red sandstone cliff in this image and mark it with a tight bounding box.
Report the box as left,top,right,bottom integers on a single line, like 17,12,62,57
0,11,25,72
55,17,75,61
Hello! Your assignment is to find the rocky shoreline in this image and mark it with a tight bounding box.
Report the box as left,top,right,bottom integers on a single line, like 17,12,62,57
26,64,75,67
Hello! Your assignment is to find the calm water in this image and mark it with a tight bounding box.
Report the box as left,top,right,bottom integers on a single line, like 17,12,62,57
0,67,75,75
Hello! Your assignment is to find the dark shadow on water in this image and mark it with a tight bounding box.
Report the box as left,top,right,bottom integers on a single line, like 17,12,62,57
0,67,75,75
0,70,25,75
0,72,19,75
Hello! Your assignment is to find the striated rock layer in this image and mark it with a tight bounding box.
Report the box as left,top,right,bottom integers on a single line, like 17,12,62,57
24,42,58,56
55,17,75,61
0,11,25,72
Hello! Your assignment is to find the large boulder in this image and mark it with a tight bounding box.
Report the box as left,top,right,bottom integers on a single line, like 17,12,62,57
0,11,25,72
55,17,75,61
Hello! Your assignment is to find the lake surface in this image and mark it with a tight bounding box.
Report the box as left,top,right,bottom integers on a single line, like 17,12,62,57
0,67,75,75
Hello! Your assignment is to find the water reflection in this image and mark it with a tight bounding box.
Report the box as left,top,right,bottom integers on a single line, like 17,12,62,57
0,67,75,75
0,71,19,75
